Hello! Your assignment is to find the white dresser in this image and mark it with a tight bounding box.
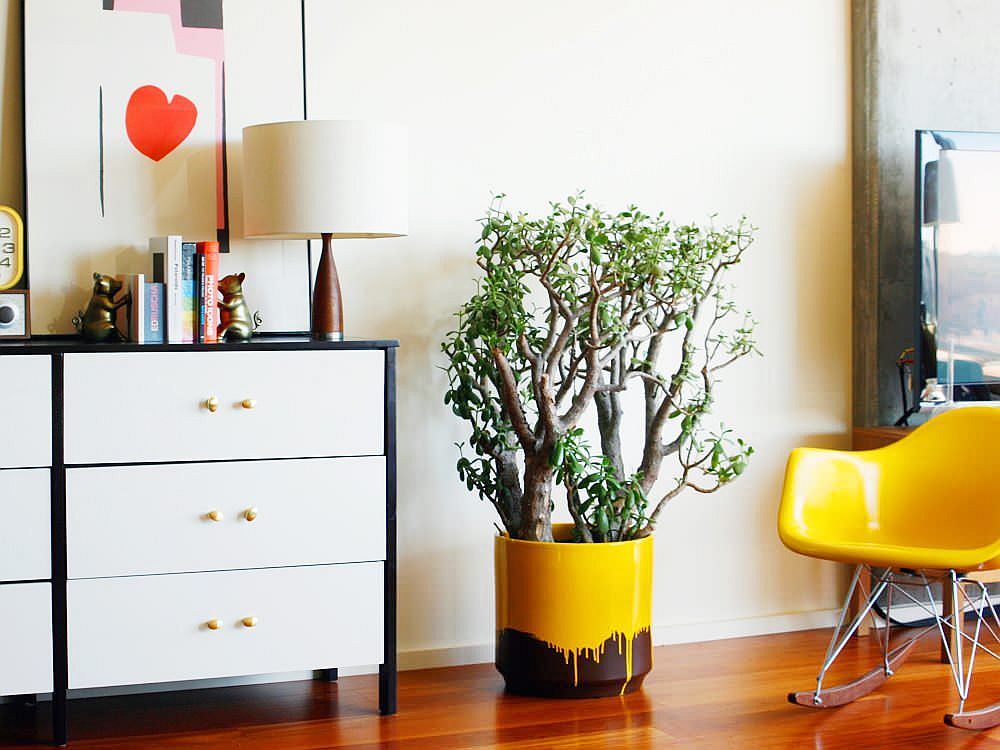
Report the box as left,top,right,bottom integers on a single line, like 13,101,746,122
0,338,398,745
0,356,53,700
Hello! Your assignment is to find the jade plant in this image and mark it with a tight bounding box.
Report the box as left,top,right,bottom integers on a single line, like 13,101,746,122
442,195,758,542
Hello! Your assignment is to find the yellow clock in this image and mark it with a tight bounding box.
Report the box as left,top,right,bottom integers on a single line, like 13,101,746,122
0,205,24,290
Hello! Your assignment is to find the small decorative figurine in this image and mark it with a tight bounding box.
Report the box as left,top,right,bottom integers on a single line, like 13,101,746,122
72,273,130,343
217,272,261,342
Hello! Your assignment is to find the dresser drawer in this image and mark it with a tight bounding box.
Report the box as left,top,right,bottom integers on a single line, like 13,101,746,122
68,564,384,689
0,355,51,468
66,457,386,578
0,583,53,695
0,468,50,581
63,350,384,464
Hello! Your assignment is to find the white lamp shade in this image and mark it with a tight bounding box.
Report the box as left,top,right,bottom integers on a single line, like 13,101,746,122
242,120,407,239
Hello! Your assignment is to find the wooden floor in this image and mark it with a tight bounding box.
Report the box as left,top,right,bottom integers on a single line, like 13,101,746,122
4,627,1000,748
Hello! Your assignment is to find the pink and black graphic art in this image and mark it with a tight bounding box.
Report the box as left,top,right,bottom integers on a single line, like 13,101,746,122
24,0,309,334
105,0,229,249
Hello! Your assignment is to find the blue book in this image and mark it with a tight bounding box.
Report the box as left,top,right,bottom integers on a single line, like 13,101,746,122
144,282,164,343
181,242,197,343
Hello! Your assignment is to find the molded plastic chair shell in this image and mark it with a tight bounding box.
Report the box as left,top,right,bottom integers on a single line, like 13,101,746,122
779,407,1000,572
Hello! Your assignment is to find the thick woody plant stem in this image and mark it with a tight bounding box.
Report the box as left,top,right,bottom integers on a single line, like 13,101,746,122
442,194,759,543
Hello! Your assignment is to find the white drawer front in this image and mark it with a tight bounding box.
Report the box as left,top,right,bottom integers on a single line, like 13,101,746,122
63,350,384,464
0,468,50,581
0,583,53,695
67,457,386,578
0,355,51,468
68,564,384,689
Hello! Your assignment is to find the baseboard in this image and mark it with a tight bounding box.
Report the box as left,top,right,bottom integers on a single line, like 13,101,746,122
399,642,495,670
395,609,844,672
651,608,843,646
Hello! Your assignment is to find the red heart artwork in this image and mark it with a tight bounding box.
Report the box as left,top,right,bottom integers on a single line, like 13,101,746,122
125,85,198,162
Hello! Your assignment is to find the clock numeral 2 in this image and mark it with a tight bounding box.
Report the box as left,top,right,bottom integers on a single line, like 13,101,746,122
0,227,10,239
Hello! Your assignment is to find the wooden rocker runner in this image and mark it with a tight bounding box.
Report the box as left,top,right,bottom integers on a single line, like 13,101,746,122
778,407,1000,730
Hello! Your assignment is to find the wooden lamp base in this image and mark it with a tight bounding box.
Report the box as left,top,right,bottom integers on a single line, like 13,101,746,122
312,232,344,341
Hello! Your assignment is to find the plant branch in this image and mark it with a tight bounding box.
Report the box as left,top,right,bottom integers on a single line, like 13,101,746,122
559,273,603,427
490,346,535,451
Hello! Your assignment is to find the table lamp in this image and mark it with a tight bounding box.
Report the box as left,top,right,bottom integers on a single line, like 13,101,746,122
241,120,407,340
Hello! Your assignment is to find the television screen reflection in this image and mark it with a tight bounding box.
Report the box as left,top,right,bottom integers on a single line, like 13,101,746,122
919,131,1000,401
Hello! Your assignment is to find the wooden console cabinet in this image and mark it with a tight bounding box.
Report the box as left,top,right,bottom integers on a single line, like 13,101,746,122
0,337,398,745
851,425,912,450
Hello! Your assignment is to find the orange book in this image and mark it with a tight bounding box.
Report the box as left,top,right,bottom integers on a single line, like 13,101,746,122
197,241,220,344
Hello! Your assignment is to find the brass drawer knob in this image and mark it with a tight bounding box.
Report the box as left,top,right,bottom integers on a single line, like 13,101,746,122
241,616,259,628
205,396,219,413
243,507,259,522
207,510,224,522
241,399,256,410
206,619,222,631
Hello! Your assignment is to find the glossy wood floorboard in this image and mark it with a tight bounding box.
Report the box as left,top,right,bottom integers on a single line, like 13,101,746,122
5,627,1000,748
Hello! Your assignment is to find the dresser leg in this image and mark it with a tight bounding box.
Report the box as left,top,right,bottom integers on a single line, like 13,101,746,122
380,347,398,717
52,688,67,746
378,664,397,715
315,668,339,682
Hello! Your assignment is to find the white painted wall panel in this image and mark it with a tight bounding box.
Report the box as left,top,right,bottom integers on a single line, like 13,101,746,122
305,0,851,656
0,0,851,671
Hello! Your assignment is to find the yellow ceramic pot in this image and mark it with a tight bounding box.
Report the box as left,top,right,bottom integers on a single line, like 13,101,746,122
494,523,653,698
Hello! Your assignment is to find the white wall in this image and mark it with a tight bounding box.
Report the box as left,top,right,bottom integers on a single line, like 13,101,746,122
306,0,852,658
0,0,852,668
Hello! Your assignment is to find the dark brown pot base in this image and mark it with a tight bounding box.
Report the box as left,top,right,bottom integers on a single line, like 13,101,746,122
502,674,648,699
496,628,652,699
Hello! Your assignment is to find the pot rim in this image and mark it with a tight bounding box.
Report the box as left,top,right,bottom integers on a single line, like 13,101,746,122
497,523,653,549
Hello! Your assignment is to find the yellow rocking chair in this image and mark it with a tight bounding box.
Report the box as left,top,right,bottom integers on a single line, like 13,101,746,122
778,406,1000,729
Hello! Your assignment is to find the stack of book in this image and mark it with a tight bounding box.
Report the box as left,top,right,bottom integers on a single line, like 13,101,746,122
116,236,220,344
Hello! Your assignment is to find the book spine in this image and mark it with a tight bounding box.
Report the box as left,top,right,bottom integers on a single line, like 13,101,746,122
196,241,220,344
169,237,182,343
152,252,166,284
196,252,206,344
145,282,164,343
132,274,145,344
113,273,144,343
150,236,183,343
181,243,197,344
204,252,219,344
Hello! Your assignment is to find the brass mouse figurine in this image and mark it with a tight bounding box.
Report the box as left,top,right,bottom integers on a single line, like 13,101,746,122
217,272,261,342
72,273,130,343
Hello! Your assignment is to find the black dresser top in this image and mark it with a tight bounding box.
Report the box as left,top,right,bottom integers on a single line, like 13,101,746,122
0,334,399,355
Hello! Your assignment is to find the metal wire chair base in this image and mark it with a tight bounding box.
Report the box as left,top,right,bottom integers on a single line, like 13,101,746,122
789,564,1000,730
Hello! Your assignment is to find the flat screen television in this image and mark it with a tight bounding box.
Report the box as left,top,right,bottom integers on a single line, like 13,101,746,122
915,129,1000,404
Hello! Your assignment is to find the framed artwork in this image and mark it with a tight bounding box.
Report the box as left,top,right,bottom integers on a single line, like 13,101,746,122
24,0,312,334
